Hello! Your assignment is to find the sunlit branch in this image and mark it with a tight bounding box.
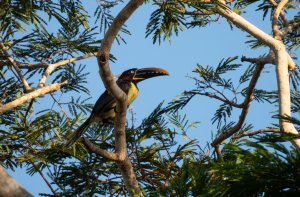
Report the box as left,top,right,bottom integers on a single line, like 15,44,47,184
272,0,288,40
19,52,98,69
232,128,280,140
38,52,98,87
0,167,33,197
0,81,68,114
269,0,289,27
0,42,31,92
214,0,300,151
96,0,145,195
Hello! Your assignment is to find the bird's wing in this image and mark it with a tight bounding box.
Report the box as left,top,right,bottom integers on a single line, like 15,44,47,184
90,82,132,122
91,90,116,116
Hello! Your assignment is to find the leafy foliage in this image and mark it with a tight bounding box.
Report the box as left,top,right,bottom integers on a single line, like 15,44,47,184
146,0,223,44
146,2,186,44
94,1,131,44
168,56,244,127
212,139,300,196
1,0,300,196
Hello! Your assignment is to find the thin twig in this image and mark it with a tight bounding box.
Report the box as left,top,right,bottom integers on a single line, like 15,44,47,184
50,93,70,119
186,91,244,108
29,161,58,196
232,128,280,140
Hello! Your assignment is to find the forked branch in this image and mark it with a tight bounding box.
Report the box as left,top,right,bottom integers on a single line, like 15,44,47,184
211,61,265,157
0,42,31,92
213,0,300,152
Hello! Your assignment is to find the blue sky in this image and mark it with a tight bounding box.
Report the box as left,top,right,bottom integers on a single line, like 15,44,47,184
7,1,299,196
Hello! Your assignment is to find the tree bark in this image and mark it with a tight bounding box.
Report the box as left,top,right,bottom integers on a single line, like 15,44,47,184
0,167,33,197
96,0,145,196
215,0,300,151
0,81,68,114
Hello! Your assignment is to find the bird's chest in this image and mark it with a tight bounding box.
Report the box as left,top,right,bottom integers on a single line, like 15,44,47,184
127,83,139,105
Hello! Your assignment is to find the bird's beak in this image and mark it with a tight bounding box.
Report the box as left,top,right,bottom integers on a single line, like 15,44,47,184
133,67,169,82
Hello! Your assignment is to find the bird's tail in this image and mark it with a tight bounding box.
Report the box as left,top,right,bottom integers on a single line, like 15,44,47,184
64,117,91,149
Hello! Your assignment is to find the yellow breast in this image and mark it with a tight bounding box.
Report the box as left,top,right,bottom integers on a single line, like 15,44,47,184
127,83,139,105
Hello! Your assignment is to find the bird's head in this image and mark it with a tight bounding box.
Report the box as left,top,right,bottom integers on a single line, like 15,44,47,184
118,67,169,83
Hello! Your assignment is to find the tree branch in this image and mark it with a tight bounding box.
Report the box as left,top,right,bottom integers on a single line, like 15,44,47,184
184,10,215,15
272,0,288,40
0,81,68,114
0,42,31,92
269,0,289,27
29,161,58,196
185,91,244,108
241,53,274,65
284,21,300,33
38,52,98,87
19,52,98,69
215,1,281,50
211,62,264,153
82,138,119,161
232,128,280,140
96,0,145,196
215,0,300,151
0,166,33,197
275,42,300,151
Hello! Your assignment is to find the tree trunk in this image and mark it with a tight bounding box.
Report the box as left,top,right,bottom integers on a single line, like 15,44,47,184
0,167,33,197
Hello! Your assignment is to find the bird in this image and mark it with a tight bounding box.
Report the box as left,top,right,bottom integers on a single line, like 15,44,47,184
64,67,169,148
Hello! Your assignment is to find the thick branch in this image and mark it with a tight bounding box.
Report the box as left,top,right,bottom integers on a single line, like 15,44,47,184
96,0,145,196
215,0,300,151
0,81,68,114
118,157,142,196
0,167,33,197
216,1,281,51
184,1,296,71
275,43,300,150
0,42,31,92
